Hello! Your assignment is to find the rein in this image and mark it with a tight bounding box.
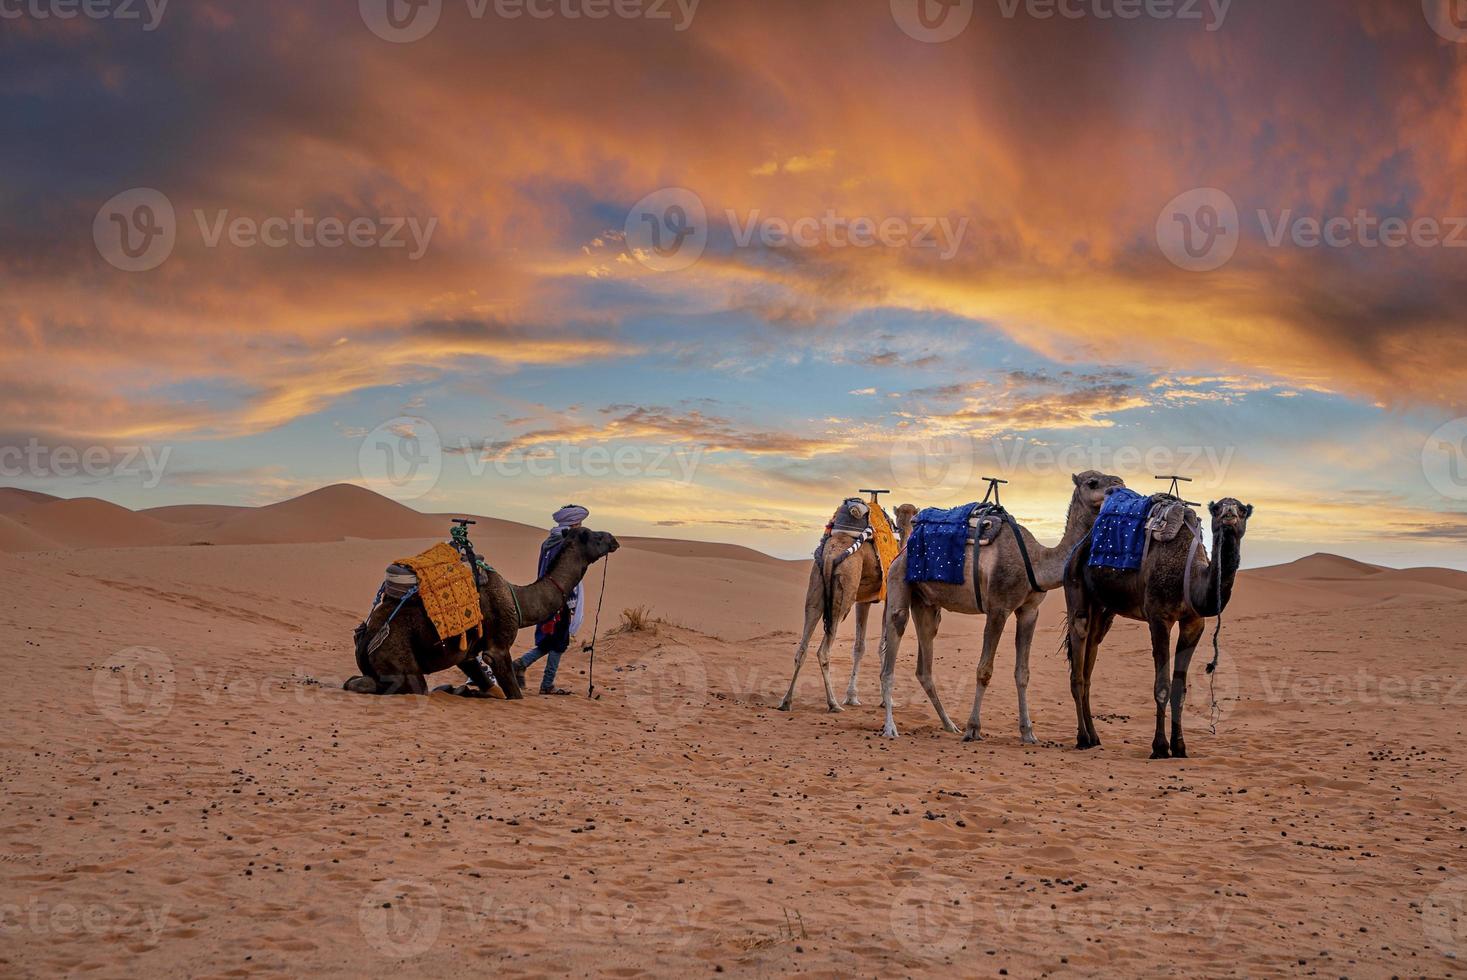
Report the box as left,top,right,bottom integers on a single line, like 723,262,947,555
1206,523,1226,736
586,553,610,699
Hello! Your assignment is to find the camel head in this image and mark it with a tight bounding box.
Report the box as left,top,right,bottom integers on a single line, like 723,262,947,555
1208,498,1253,539
567,526,620,562
828,498,869,529
894,502,918,543
1071,470,1127,512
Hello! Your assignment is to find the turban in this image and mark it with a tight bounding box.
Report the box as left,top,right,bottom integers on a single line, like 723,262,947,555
553,504,589,527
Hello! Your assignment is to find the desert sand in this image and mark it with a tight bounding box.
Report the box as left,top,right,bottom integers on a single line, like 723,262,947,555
1,485,1465,977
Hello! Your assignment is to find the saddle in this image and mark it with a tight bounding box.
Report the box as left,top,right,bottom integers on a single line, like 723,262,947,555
1089,490,1201,571
905,501,1040,612
817,498,901,602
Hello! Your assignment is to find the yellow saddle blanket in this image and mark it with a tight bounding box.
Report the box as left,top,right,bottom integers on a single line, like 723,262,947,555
867,506,902,602
394,542,484,651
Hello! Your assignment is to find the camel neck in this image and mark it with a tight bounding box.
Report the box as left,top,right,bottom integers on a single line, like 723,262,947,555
1029,490,1097,591
509,543,591,628
1195,525,1243,616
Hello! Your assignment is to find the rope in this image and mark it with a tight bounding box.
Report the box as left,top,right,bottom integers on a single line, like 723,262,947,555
1205,525,1224,736
586,553,610,699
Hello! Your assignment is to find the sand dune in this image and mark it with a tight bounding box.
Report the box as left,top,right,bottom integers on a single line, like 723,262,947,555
1254,552,1389,579
6,497,183,549
0,513,58,552
0,487,60,513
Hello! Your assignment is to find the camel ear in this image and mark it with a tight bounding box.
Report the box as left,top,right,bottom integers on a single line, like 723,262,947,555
1072,473,1082,486
1208,500,1219,515
1244,504,1254,518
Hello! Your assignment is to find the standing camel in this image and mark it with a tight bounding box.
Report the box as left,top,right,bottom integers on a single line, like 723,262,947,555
878,471,1125,741
778,499,916,712
344,527,619,698
1064,497,1252,758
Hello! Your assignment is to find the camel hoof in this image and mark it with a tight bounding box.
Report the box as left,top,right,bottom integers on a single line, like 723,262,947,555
881,723,899,739
1150,746,1171,760
1020,732,1038,746
961,728,982,743
827,703,844,714
776,701,792,712
1171,742,1188,759
843,696,862,707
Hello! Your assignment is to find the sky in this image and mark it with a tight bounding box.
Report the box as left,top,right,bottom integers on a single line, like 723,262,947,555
3,0,1467,566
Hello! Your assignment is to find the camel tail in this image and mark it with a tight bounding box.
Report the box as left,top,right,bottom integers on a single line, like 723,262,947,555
1060,613,1076,665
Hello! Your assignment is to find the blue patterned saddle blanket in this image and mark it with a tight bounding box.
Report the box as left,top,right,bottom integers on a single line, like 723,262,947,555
905,502,984,584
1087,488,1156,571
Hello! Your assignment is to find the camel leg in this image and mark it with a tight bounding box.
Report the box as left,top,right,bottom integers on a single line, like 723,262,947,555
961,611,1008,742
377,672,429,695
1148,619,1174,759
813,627,843,713
777,603,823,712
844,601,872,706
1066,607,1091,748
1079,610,1114,749
1012,601,1041,745
1170,616,1205,758
879,586,912,739
912,602,959,734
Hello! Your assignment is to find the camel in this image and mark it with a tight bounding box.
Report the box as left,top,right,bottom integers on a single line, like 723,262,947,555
1063,497,1252,758
344,528,619,699
777,499,917,713
878,471,1126,741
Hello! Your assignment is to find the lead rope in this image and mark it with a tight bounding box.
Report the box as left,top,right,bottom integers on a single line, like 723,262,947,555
1206,525,1224,735
586,553,610,699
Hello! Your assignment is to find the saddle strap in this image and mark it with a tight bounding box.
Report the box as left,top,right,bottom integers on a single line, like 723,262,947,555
1003,513,1042,594
1180,524,1204,619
